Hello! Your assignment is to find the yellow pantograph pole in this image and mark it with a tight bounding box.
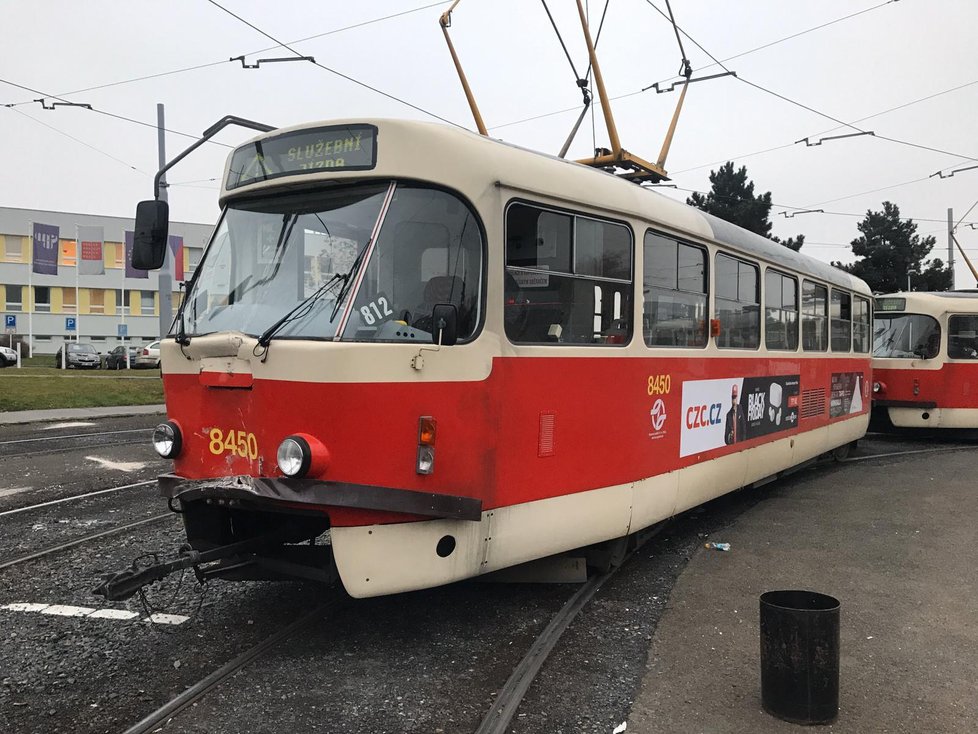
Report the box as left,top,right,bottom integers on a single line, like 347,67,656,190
951,231,978,284
439,1,488,137
574,0,621,155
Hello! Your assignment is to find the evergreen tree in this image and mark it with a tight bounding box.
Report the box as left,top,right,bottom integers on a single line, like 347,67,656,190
833,201,952,293
686,161,804,251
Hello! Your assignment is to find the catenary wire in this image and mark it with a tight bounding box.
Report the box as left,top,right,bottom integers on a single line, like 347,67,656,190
0,2,449,105
204,0,462,128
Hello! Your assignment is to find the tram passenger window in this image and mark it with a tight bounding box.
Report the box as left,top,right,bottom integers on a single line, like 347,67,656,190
853,296,871,353
714,253,759,349
802,281,828,351
830,290,852,352
505,203,632,345
948,315,978,359
643,233,707,347
764,270,798,350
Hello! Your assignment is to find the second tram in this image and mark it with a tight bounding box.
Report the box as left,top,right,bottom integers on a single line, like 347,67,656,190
872,291,978,430
104,118,873,599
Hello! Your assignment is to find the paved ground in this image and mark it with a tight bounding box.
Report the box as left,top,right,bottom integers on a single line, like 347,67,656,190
629,446,977,733
0,404,165,425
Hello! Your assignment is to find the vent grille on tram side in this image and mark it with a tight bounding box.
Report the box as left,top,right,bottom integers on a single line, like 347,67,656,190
538,412,556,457
801,389,827,419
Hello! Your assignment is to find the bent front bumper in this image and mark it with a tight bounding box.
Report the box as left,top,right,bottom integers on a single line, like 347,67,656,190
158,473,483,521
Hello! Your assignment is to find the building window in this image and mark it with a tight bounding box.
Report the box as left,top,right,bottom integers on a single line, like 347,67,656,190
853,296,871,353
643,232,707,347
113,242,124,268
141,290,155,315
89,289,105,314
4,235,23,260
116,289,129,316
830,290,852,352
34,286,51,313
62,241,76,267
802,280,828,351
4,285,23,312
504,203,633,345
61,288,77,314
715,253,760,349
765,269,798,351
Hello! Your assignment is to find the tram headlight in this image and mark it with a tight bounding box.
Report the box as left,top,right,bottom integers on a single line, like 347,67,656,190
152,421,182,458
873,381,886,394
277,436,312,478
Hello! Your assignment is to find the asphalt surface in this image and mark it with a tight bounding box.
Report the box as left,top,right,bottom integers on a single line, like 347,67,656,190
629,440,978,733
1,408,975,733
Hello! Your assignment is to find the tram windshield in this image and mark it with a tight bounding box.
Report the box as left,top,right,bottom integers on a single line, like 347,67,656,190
873,313,940,359
179,182,483,343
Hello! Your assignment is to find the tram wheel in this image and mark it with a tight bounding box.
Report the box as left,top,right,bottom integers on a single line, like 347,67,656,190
831,441,854,461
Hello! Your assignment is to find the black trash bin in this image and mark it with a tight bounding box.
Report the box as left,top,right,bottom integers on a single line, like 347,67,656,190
759,590,840,725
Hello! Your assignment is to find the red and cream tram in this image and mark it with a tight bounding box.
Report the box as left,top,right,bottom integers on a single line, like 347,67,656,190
106,118,872,599
872,291,978,430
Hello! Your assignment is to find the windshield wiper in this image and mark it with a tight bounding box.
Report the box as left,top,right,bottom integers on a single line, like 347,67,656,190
256,273,345,350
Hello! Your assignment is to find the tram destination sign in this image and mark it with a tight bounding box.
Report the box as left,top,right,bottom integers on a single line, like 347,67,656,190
875,297,906,312
226,124,377,191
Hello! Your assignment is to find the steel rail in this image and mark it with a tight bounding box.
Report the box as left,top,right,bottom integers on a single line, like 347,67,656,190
840,444,975,463
0,513,173,571
121,599,344,734
475,524,665,734
0,428,150,446
0,480,157,518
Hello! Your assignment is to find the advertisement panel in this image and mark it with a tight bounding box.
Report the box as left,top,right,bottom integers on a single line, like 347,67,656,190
681,375,800,457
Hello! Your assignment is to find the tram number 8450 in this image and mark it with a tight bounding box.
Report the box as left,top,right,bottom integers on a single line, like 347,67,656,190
208,428,259,460
647,374,672,396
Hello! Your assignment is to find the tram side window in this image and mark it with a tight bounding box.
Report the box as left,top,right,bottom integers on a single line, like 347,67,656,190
830,290,852,352
714,253,759,349
505,203,632,345
802,280,828,351
853,296,871,353
948,315,978,359
643,233,707,347
764,269,798,350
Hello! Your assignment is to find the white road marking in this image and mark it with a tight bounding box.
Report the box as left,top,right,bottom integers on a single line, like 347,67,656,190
43,422,96,430
2,602,50,612
85,456,148,472
145,613,190,625
89,609,139,620
1,602,187,625
42,605,97,617
0,487,32,499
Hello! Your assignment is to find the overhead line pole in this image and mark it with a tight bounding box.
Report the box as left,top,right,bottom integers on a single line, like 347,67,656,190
157,103,173,341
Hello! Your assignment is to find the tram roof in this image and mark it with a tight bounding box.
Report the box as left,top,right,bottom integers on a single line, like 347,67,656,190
876,291,978,312
222,118,870,296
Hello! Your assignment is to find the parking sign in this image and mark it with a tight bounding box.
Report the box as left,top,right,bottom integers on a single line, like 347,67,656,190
117,323,128,338
66,317,76,332
4,315,15,333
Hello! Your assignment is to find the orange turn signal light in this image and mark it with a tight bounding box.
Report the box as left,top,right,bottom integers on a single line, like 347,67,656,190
418,416,437,446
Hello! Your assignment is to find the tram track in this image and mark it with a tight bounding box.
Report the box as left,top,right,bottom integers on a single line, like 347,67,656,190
120,599,346,734
843,442,975,463
0,428,151,459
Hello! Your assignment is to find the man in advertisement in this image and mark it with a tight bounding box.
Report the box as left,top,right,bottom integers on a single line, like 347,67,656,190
724,383,747,445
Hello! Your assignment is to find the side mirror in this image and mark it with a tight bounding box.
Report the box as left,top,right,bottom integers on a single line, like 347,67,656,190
431,304,458,346
132,200,170,270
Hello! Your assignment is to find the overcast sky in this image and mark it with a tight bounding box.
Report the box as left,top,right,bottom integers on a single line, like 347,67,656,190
2,0,976,287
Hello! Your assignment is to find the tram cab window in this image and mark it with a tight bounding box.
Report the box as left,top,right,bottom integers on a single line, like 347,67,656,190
873,313,940,359
643,233,707,348
948,315,978,359
830,290,852,352
505,203,633,345
853,296,871,353
764,270,798,351
344,186,483,342
714,253,759,349
802,280,828,351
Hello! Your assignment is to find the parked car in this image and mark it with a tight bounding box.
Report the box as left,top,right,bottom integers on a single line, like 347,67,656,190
134,340,161,369
0,345,17,367
103,345,140,370
55,342,102,369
